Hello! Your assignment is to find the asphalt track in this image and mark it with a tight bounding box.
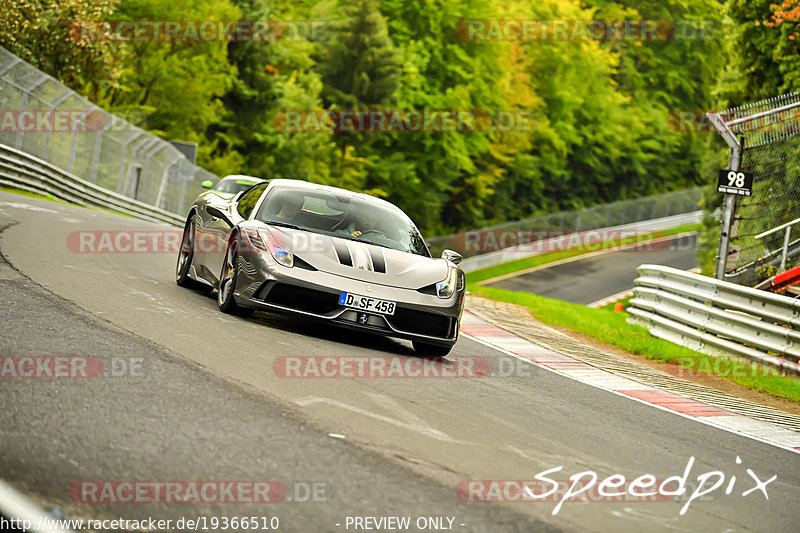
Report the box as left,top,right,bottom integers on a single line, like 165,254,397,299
1,191,798,533
486,234,698,305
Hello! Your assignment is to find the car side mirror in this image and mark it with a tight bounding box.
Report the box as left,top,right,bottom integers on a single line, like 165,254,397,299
441,249,462,265
201,180,213,189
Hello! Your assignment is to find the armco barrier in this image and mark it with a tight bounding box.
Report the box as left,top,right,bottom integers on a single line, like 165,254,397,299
628,264,800,375
0,142,183,227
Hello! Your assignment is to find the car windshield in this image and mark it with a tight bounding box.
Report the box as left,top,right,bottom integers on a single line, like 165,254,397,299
214,179,260,194
255,187,430,257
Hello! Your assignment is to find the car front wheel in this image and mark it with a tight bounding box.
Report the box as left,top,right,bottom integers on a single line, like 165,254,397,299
176,217,211,293
217,237,254,317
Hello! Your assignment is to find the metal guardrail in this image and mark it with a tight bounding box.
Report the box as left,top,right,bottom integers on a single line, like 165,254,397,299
628,264,800,375
0,142,183,227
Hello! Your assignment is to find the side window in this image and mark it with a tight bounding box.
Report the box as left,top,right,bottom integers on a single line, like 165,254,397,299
236,183,269,219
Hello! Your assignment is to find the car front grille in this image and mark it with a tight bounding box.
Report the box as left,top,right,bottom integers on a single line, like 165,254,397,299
387,308,454,338
261,283,340,314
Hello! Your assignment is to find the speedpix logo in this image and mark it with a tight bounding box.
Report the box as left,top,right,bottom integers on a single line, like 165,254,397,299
458,456,776,516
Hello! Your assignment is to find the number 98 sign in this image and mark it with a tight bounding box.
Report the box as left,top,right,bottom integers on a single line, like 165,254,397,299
717,169,753,196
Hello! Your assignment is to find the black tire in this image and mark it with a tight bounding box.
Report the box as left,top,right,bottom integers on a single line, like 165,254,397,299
176,216,212,293
217,237,254,317
412,341,453,357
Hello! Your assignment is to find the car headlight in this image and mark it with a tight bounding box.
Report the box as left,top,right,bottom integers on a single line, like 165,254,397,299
436,267,458,299
258,228,294,268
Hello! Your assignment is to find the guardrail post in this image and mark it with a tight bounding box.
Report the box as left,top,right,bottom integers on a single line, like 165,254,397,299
133,165,142,200
117,132,142,192
14,91,27,150
708,111,743,280
781,226,792,273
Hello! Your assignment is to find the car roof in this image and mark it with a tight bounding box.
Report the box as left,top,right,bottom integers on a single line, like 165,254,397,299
220,175,264,183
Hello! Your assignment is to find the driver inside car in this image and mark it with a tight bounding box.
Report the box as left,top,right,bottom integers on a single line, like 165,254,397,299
276,195,304,222
341,208,381,238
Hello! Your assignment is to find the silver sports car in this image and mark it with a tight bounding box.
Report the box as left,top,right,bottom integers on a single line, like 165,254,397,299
176,179,465,356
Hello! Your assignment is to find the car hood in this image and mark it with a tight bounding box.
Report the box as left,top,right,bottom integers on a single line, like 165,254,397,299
267,227,448,290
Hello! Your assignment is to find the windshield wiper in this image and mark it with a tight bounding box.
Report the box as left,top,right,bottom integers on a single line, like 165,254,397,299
265,221,302,230
344,236,405,253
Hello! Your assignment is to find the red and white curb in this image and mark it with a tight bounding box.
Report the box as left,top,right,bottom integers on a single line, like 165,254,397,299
460,310,800,454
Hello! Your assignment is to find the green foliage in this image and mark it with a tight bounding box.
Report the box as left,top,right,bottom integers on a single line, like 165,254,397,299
720,0,800,105
211,0,338,181
314,0,401,110
311,0,402,194
93,0,240,174
5,0,761,239
0,0,123,100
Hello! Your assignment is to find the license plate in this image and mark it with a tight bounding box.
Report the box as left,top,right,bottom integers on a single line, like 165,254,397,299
338,292,396,315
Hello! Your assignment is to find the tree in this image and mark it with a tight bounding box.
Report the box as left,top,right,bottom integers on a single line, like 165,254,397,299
209,0,338,182
766,0,800,90
718,0,797,105
0,0,122,100
313,0,402,192
95,0,240,175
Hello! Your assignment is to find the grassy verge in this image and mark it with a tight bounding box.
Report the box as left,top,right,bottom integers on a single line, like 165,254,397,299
0,185,135,219
469,284,800,403
0,186,62,203
466,223,700,285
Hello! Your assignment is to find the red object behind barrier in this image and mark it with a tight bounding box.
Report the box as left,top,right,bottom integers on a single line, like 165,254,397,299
768,264,800,292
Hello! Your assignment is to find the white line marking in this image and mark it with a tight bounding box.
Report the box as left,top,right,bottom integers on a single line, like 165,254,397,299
587,289,634,308
294,395,457,442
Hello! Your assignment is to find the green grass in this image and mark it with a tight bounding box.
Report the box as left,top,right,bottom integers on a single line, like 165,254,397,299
469,284,800,403
466,223,701,285
0,185,135,219
0,186,63,203
599,295,633,311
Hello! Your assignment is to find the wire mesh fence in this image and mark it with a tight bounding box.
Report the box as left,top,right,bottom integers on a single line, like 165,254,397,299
0,45,218,216
708,93,800,286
